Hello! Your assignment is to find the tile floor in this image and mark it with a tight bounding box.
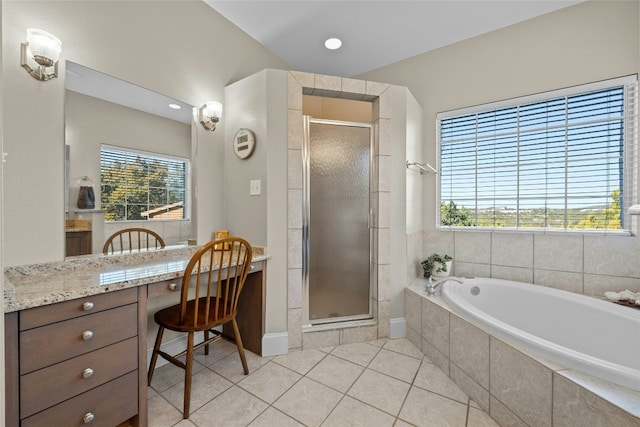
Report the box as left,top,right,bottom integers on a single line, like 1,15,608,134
148,338,500,427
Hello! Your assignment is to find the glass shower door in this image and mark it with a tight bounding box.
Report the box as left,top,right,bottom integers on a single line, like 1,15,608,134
303,117,372,324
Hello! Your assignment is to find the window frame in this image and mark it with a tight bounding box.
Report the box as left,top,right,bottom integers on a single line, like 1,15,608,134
100,144,191,222
436,75,638,234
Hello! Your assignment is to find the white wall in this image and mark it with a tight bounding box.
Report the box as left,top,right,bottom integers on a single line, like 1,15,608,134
359,0,640,293
2,0,289,266
224,69,289,334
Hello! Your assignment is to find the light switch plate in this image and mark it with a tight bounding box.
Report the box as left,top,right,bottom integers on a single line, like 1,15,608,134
250,179,261,196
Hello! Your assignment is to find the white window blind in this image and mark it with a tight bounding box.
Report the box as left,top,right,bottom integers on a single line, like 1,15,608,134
438,76,637,232
100,145,190,222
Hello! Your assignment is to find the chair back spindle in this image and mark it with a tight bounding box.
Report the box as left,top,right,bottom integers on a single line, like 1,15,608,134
103,228,166,254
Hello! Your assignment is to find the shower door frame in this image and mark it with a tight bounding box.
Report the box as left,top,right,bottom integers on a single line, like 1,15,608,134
302,116,374,326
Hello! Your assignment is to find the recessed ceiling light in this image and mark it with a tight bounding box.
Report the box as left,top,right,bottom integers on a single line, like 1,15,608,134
168,103,181,110
324,37,342,50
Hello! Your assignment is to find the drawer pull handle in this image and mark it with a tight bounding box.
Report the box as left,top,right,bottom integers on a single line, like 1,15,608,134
82,301,94,311
82,368,94,378
83,412,95,424
250,265,255,271
82,330,94,341
168,283,178,291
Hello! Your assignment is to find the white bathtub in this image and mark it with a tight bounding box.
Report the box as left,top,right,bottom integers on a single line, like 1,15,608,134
441,277,640,393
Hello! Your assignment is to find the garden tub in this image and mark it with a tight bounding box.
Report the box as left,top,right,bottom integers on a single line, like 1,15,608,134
441,277,640,393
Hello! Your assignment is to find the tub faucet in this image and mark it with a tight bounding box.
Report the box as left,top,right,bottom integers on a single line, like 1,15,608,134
426,277,464,296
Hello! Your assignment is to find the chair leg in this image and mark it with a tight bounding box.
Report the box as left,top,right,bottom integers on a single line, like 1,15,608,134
183,332,195,419
231,318,249,375
204,329,210,355
147,326,165,385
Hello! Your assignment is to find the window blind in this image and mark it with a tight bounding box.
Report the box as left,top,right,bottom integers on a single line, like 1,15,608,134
100,146,190,222
438,77,637,232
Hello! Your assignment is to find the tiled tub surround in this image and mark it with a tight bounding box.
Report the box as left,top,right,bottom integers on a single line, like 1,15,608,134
441,277,640,393
405,282,640,426
421,230,640,297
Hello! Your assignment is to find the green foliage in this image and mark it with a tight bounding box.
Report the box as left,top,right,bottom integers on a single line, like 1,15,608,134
441,190,622,230
421,253,453,279
440,201,472,226
101,156,176,221
569,189,621,230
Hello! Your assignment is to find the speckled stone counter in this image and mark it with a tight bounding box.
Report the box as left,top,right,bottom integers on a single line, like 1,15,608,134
4,245,268,313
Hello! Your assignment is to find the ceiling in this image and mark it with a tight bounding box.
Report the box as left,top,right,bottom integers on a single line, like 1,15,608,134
65,1,583,124
205,0,582,77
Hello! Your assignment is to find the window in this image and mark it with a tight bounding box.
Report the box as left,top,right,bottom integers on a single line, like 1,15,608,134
100,145,190,221
438,76,637,232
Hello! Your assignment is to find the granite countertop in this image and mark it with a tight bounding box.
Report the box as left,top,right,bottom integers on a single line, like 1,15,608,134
4,245,268,313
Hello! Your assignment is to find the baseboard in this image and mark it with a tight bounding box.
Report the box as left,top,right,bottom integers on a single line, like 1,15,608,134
146,331,206,368
148,331,290,366
389,317,406,339
261,332,288,356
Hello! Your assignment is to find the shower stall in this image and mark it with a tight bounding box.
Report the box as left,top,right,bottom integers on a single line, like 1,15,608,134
303,117,373,324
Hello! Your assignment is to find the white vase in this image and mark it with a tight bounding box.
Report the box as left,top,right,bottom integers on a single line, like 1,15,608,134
431,260,452,278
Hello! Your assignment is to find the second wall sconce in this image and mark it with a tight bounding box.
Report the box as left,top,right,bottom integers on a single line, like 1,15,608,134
197,101,223,131
21,28,62,81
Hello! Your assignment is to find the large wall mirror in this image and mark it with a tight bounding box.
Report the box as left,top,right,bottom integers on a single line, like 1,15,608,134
64,61,195,257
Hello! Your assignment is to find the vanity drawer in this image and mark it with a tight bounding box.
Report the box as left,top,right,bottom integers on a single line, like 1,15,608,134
21,371,138,427
20,337,138,418
20,287,138,331
20,303,137,374
147,278,182,298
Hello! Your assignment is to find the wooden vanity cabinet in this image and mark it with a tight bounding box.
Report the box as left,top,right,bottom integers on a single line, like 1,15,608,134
66,230,92,257
5,287,147,427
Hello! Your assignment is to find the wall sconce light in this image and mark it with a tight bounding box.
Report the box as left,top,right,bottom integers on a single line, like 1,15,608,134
20,28,62,81
197,101,223,131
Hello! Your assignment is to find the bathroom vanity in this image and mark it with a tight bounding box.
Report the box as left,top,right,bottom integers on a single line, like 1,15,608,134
4,246,268,427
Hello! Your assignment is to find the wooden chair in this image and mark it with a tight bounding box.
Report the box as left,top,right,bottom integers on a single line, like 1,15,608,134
147,236,253,418
103,227,166,254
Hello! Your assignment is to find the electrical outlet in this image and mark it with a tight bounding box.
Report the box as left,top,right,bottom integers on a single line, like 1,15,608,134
250,179,261,196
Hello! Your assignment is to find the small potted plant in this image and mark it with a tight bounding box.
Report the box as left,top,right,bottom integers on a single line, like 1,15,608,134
421,253,453,280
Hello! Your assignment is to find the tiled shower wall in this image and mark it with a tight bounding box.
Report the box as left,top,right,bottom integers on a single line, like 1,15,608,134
287,71,393,349
417,229,640,296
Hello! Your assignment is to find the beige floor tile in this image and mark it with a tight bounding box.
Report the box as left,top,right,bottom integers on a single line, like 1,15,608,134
248,407,304,427
322,395,396,427
173,420,197,427
347,369,410,416
272,348,327,375
413,360,469,404
399,386,468,427
468,407,501,427
273,377,343,427
368,338,388,348
192,338,239,366
148,386,158,399
209,350,270,383
330,342,381,366
145,338,503,427
149,359,206,393
393,419,414,427
161,368,233,414
383,338,424,359
147,394,183,427
189,386,268,427
237,361,302,404
368,348,422,383
306,354,364,393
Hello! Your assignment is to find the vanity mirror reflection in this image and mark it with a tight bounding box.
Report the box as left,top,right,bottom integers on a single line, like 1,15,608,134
64,61,195,257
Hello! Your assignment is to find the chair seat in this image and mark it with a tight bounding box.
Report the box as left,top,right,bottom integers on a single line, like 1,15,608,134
155,297,233,333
